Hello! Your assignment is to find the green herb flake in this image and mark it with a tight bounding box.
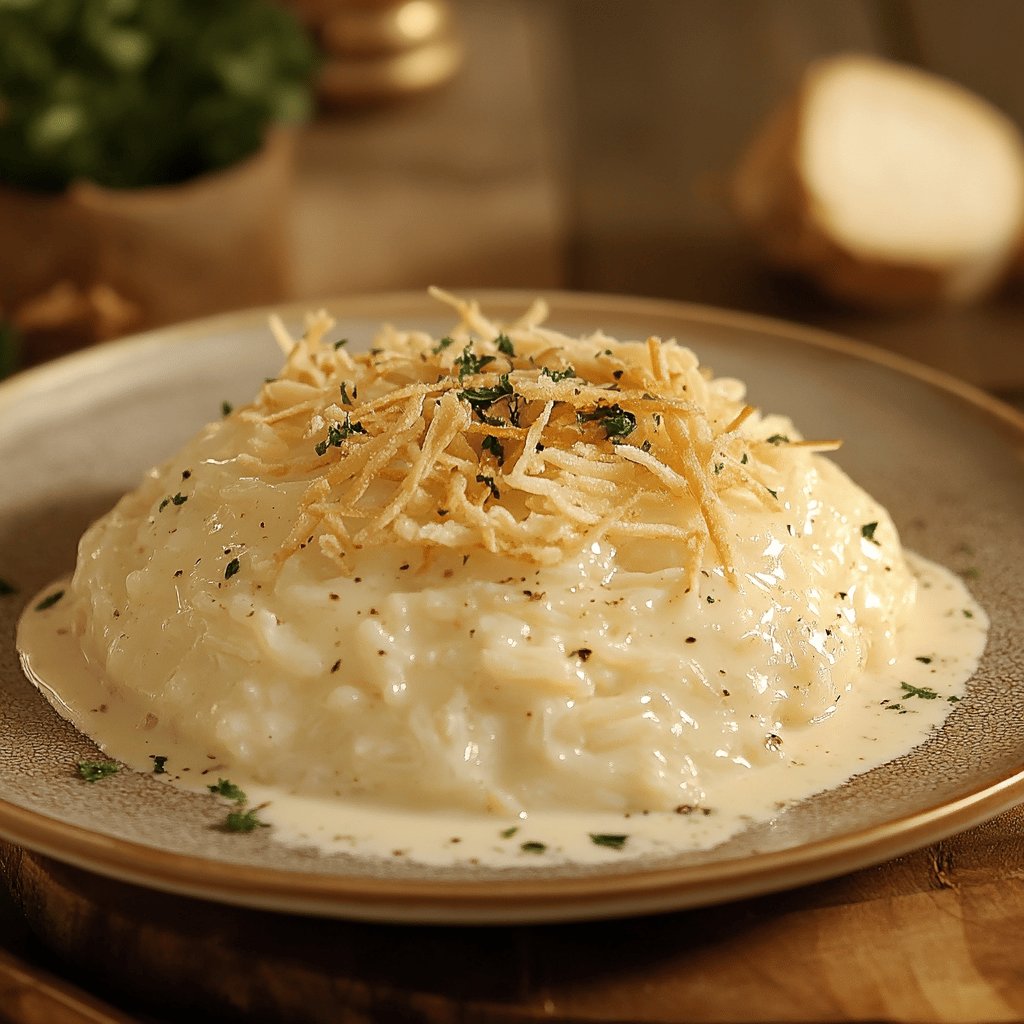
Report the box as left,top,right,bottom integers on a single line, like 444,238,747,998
900,681,939,701
481,435,505,464
589,833,629,850
159,498,170,512
459,375,514,412
495,333,515,356
0,577,17,596
861,521,880,544
432,335,456,354
766,488,778,500
520,840,547,854
540,365,576,383
77,760,119,783
225,807,269,833
740,453,749,464
500,826,519,839
340,382,352,405
149,755,168,774
766,434,790,445
315,414,368,456
333,337,349,350
35,590,65,611
224,558,241,580
208,778,247,803
915,656,933,664
476,474,500,500
221,400,233,417
171,492,187,506
454,346,495,379
948,695,961,704
577,403,637,442
713,461,724,475
963,609,975,619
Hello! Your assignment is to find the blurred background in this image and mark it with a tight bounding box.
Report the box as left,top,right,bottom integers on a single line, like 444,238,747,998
1,0,1023,405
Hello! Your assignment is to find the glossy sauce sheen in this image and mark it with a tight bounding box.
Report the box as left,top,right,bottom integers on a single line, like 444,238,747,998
19,552,985,866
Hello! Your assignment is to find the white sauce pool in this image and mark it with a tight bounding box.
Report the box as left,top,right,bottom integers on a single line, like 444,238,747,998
18,552,987,866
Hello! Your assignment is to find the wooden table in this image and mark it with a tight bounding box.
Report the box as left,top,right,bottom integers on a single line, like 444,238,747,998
2,2,1023,1020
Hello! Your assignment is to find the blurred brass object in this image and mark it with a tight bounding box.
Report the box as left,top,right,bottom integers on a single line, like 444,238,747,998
291,1,463,104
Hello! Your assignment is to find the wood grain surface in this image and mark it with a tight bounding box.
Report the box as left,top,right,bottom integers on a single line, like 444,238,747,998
2,2,1023,1021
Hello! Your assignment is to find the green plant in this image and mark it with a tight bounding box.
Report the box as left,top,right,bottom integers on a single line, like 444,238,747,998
0,0,316,192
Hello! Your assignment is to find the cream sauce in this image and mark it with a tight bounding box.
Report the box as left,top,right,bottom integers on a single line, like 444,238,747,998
18,553,987,866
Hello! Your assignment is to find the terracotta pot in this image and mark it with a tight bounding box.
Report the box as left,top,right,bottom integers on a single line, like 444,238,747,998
0,129,294,364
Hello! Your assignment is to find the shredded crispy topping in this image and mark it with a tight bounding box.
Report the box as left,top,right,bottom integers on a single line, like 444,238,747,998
243,289,841,578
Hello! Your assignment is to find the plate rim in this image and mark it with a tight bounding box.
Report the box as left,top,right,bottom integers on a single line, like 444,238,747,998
2,288,1022,924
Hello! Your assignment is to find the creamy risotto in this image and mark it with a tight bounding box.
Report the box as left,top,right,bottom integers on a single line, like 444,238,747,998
18,291,987,861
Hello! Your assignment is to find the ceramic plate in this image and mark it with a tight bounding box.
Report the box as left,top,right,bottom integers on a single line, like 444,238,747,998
1,291,1022,924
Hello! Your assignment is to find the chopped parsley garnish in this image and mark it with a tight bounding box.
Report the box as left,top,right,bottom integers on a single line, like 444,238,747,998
766,488,778,500
149,755,168,774
333,337,349,350
77,759,119,783
224,558,240,580
495,333,515,356
740,453,749,464
481,435,505,464
208,777,268,832
208,778,247,803
915,656,933,664
159,492,188,512
589,833,628,850
314,414,368,456
713,461,724,474
520,840,547,854
225,807,269,833
861,521,879,543
0,577,16,596
454,346,495,379
476,474,500,500
963,609,975,619
432,335,455,354
35,590,65,611
458,374,514,412
500,826,519,839
577,403,636,442
766,434,790,445
540,365,576,383
900,681,939,701
339,382,352,405
221,400,233,416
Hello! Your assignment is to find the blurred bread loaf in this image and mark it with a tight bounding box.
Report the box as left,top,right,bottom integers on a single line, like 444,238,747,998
733,54,1024,309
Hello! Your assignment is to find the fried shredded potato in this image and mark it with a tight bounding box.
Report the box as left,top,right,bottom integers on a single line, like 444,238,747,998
249,288,840,582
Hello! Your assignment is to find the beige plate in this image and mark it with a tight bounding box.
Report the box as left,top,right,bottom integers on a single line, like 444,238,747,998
0,291,1022,924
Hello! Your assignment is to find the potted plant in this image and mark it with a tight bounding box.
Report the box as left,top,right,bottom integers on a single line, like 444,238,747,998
0,0,316,363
